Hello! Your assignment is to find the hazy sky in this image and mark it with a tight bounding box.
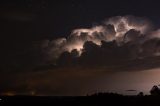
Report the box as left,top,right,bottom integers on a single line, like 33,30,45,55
1,0,160,96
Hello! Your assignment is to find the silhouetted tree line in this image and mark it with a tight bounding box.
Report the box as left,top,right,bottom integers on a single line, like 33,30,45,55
150,85,160,95
89,85,160,97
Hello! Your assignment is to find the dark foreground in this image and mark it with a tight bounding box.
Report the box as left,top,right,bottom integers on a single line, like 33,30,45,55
0,94,160,106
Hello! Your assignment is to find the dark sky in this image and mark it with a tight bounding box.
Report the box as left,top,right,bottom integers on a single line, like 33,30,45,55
1,0,160,40
1,0,160,96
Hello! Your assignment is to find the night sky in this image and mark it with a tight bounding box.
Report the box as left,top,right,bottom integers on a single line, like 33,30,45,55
1,0,160,96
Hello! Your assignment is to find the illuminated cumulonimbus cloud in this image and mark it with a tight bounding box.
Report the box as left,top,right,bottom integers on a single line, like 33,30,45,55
45,15,154,59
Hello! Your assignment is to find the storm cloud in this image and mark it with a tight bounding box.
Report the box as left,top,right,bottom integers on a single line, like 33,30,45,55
44,15,153,60
29,15,160,72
